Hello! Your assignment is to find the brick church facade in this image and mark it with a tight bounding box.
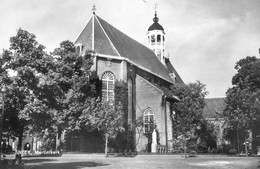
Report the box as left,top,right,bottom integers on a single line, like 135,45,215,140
64,8,184,153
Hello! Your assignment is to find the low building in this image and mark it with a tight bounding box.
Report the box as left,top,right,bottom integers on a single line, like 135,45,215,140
203,97,228,148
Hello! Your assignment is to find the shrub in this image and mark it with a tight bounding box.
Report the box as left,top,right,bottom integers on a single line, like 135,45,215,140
228,148,237,155
214,144,236,154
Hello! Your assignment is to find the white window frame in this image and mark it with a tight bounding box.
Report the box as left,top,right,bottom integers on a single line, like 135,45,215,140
144,108,154,133
102,71,115,103
75,43,84,55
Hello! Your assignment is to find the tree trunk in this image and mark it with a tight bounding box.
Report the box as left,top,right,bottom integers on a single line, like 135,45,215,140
245,138,248,157
184,138,187,159
237,128,240,154
105,133,108,157
56,130,61,151
17,126,24,151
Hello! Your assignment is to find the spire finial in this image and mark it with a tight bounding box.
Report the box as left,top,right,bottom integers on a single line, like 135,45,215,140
92,4,96,14
153,3,159,23
154,3,158,14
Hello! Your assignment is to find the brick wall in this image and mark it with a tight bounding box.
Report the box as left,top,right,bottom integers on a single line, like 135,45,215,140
135,75,167,152
96,58,127,81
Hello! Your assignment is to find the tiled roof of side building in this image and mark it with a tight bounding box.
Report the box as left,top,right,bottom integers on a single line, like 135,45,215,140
203,97,226,119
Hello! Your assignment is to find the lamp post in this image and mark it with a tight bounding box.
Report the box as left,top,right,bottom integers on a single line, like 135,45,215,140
0,86,7,160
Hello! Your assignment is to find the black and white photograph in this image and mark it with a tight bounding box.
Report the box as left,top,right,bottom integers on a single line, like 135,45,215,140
0,0,260,168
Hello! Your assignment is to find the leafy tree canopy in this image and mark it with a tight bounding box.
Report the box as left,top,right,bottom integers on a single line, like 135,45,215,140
1,28,125,151
0,28,53,148
224,56,260,133
171,81,208,138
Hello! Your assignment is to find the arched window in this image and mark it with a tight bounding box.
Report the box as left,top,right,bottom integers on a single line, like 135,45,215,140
144,108,154,133
75,44,84,55
151,35,155,45
128,78,133,125
157,35,161,45
102,71,115,103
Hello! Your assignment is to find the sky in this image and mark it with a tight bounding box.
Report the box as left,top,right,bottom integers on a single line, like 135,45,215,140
0,0,260,98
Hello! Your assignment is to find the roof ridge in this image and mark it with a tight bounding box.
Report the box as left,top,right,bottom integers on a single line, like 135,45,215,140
95,15,121,57
92,14,94,50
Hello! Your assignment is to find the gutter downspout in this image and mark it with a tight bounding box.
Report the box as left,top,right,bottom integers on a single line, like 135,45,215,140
164,95,168,152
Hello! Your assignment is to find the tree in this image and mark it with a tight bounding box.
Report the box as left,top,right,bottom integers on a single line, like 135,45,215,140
66,81,126,155
194,119,217,152
223,56,260,153
1,29,126,154
51,41,126,154
48,41,96,133
171,81,208,156
1,31,86,150
1,28,125,155
107,81,135,153
0,28,54,150
84,100,124,157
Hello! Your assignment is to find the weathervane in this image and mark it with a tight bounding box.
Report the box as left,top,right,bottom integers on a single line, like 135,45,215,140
154,3,158,14
92,4,96,14
153,3,159,23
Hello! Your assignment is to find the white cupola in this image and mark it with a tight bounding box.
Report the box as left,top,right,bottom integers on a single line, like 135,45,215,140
147,10,166,65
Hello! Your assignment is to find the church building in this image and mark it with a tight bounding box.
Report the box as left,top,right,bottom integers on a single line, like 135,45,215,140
66,6,184,153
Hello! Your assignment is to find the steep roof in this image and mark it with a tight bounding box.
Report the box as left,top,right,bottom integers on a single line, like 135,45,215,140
138,75,180,102
75,14,181,84
203,98,226,119
165,58,184,84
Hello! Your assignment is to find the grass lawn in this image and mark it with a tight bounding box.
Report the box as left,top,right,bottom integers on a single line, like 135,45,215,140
1,154,259,169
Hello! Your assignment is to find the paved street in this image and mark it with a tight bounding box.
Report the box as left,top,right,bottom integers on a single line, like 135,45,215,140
2,154,259,169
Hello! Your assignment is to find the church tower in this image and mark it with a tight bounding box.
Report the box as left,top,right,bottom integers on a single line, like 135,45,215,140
147,8,166,65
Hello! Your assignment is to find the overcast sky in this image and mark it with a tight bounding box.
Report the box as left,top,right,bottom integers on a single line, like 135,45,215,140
1,0,260,97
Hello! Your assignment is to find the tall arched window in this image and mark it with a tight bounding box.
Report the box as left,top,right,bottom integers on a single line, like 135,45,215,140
144,108,154,133
102,71,115,103
157,35,161,45
151,35,155,45
128,78,133,125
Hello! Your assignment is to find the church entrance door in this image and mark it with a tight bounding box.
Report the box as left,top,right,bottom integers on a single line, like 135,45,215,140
71,136,81,151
